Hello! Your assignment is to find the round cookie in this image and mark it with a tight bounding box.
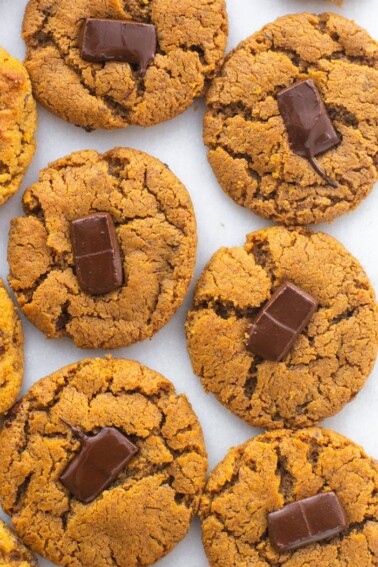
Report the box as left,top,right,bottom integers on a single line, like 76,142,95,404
204,12,378,225
8,147,197,349
186,226,378,429
0,279,24,415
0,47,37,206
0,357,208,567
22,0,228,130
200,428,378,567
0,520,38,567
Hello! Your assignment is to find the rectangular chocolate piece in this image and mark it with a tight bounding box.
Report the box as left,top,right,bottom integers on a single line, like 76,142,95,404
80,18,156,76
268,492,347,552
60,426,138,503
71,212,123,295
248,282,318,361
277,79,339,158
277,79,340,186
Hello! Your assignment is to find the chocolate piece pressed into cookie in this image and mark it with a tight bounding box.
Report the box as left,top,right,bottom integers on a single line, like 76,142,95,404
247,281,318,362
60,423,139,503
0,357,207,567
22,0,228,129
0,279,24,415
204,13,378,225
200,428,378,567
79,19,156,77
71,212,124,295
8,148,197,349
0,46,37,206
268,492,347,552
186,226,378,429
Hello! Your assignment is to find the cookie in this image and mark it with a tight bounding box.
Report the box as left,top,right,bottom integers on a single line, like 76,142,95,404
8,148,197,349
204,12,378,225
186,226,378,429
22,0,228,130
0,47,37,206
0,279,24,415
200,427,378,567
0,519,38,567
0,357,208,567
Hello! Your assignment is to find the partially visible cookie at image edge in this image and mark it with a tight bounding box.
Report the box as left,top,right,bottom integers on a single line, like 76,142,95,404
204,12,378,225
0,357,207,567
22,0,228,130
200,428,378,566
0,519,38,567
0,279,24,416
0,47,37,206
8,147,197,349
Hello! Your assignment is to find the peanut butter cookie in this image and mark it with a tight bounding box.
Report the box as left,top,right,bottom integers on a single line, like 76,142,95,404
8,148,196,349
0,357,207,567
204,13,378,225
0,520,38,567
200,428,378,567
186,226,378,429
0,47,37,206
0,279,24,415
22,0,228,130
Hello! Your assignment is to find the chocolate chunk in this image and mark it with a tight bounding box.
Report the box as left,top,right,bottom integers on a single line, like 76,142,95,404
71,212,123,295
60,421,138,503
268,492,347,552
0,343,5,355
277,79,340,187
247,282,318,361
79,18,156,76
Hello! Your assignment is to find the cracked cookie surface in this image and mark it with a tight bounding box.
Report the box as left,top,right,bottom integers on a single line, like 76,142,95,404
0,47,37,206
204,12,378,225
186,226,378,429
22,0,228,130
8,147,196,349
200,428,378,567
0,279,24,415
0,357,208,567
0,520,38,567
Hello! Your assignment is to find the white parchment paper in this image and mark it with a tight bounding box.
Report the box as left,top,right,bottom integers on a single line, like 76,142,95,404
1,1,378,565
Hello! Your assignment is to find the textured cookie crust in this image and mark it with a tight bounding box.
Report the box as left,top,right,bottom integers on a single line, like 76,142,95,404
204,13,378,225
0,357,207,567
0,47,37,206
186,226,378,429
200,428,378,567
22,0,228,130
8,148,196,349
0,279,24,415
0,520,38,567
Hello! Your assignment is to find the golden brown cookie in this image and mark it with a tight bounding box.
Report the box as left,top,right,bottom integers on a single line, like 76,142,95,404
204,13,378,225
0,520,38,567
200,428,378,567
186,226,378,429
0,47,37,206
8,148,197,349
22,0,228,130
0,357,208,567
0,279,24,415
